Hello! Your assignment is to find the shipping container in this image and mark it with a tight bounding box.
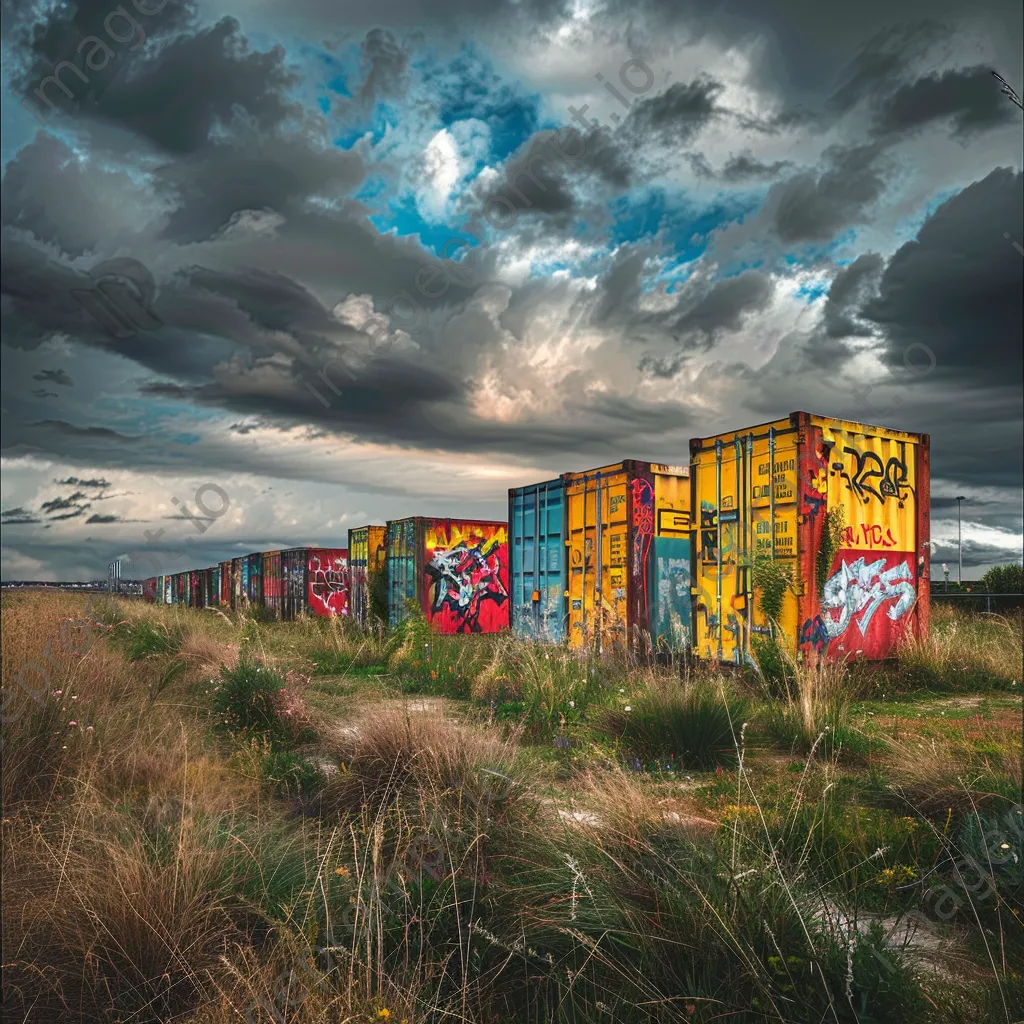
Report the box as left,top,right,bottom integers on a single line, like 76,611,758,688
263,551,283,619
244,553,263,607
307,548,349,616
143,577,158,602
219,561,233,606
564,461,692,654
386,518,510,633
348,526,387,627
277,548,350,619
509,479,567,641
233,556,247,609
206,566,219,607
281,548,307,620
690,411,930,664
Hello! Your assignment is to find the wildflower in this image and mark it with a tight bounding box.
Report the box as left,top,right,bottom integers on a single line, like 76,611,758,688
69,721,77,727
375,1010,392,1020
619,687,624,694
86,726,94,733
335,866,350,877
624,705,632,712
568,700,575,708
54,690,62,697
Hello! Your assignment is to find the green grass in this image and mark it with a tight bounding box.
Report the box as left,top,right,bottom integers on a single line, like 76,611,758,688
594,678,750,770
113,617,184,661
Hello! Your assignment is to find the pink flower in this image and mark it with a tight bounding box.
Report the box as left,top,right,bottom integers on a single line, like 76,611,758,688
54,690,63,698
86,726,94,733
69,721,77,727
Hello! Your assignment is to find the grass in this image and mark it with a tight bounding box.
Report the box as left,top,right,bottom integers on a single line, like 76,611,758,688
893,605,1022,692
2,592,1021,1023
595,673,749,770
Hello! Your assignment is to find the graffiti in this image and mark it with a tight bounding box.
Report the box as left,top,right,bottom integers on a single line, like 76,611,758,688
631,479,654,617
840,523,898,549
699,502,718,561
820,555,916,641
426,528,509,634
652,538,691,650
836,446,911,505
308,550,349,616
799,615,830,654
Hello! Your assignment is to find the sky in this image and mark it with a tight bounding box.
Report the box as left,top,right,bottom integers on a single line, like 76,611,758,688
1,0,1022,582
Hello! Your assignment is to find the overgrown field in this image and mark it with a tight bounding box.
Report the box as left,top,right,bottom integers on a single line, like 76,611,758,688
2,593,1021,1023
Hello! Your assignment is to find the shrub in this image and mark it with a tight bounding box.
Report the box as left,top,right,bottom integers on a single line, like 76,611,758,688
596,677,749,770
114,618,184,661
752,554,793,624
979,562,1024,594
321,706,528,823
472,637,605,735
210,660,286,740
815,506,845,597
261,750,327,797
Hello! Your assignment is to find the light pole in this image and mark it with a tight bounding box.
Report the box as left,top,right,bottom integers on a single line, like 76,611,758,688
955,496,966,585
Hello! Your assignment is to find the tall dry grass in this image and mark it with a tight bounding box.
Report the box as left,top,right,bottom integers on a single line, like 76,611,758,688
896,608,1022,691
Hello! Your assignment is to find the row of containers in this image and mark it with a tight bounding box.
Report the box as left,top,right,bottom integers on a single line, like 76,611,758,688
142,412,931,663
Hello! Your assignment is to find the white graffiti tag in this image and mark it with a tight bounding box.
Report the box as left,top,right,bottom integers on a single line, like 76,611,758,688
821,557,916,639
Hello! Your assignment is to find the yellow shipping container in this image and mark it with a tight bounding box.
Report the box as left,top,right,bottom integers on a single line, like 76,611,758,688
690,412,930,664
564,460,692,654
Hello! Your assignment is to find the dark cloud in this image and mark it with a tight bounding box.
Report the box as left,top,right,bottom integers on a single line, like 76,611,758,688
40,492,89,513
54,477,111,489
863,167,1023,388
674,271,775,345
720,154,792,181
626,76,723,145
873,65,1017,139
770,143,890,243
84,513,120,524
32,368,74,386
930,538,1024,572
637,351,688,379
21,8,301,154
32,389,58,398
822,253,884,339
354,29,410,106
156,135,364,243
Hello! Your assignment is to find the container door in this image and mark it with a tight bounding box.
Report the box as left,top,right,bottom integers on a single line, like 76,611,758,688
693,422,800,664
349,528,369,627
387,521,418,627
798,418,927,660
566,468,630,652
651,465,692,652
511,482,566,641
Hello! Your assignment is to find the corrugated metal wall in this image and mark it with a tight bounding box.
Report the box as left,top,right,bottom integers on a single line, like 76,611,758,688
509,480,566,641
691,412,929,664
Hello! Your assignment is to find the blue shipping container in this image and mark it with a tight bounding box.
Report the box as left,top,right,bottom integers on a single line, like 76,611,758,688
509,478,567,641
387,518,420,628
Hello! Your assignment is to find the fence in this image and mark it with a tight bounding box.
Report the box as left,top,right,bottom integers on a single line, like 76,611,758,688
930,592,1024,613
